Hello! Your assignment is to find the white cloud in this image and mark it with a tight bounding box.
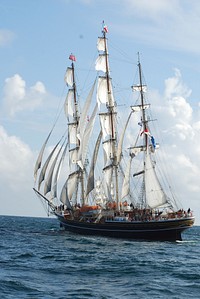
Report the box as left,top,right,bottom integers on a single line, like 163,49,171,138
157,69,200,215
112,0,200,54
156,69,194,140
124,0,180,21
164,69,192,100
0,126,32,184
0,29,15,46
3,74,46,117
0,126,45,217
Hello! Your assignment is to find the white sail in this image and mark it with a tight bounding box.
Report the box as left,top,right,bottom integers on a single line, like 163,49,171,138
52,142,68,198
38,141,60,191
103,164,113,188
132,84,147,92
77,81,96,142
103,139,114,163
86,131,102,196
131,104,150,112
64,67,73,87
69,147,79,164
130,145,144,157
121,157,132,199
117,112,132,163
105,182,113,202
44,143,64,195
95,54,107,73
64,89,74,119
97,77,115,107
97,77,108,106
144,149,167,208
97,37,105,51
99,113,113,139
68,123,77,144
60,179,72,209
77,103,98,169
67,172,79,201
34,131,52,180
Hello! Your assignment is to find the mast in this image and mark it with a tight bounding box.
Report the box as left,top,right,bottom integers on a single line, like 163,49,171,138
101,22,119,208
137,54,147,207
74,59,85,205
138,53,148,150
67,54,85,206
135,55,168,209
71,60,79,123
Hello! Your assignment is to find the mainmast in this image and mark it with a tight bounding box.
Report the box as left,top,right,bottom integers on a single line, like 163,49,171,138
97,22,119,208
102,26,115,139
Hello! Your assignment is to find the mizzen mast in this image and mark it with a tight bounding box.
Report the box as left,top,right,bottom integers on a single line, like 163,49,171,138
137,53,148,151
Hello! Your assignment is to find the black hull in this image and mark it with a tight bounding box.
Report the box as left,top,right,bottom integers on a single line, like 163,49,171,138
56,215,195,241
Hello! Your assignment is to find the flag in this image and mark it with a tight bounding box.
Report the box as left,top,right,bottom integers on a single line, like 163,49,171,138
69,54,76,61
151,136,156,149
102,21,108,33
103,25,108,33
140,128,150,136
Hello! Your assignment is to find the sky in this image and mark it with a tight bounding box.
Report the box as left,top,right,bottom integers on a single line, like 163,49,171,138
0,0,200,224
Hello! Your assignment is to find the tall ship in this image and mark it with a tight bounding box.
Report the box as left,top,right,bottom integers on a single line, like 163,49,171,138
33,23,194,241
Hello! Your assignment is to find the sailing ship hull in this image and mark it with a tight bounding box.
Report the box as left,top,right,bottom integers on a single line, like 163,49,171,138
56,214,195,241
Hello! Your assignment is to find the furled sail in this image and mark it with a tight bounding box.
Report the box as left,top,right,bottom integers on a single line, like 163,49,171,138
131,104,150,112
130,145,145,157
132,84,147,92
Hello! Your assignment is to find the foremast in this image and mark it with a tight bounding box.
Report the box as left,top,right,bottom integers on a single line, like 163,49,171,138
64,54,85,207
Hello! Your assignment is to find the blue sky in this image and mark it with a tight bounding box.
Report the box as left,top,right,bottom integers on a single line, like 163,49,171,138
0,0,200,224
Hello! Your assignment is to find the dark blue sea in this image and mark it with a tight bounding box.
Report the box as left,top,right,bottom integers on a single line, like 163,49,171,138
0,216,199,299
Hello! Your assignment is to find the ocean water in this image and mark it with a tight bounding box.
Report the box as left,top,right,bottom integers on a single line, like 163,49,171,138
0,216,199,299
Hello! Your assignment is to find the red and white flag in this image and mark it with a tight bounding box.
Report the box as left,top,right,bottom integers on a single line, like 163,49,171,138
69,54,76,61
103,25,108,33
